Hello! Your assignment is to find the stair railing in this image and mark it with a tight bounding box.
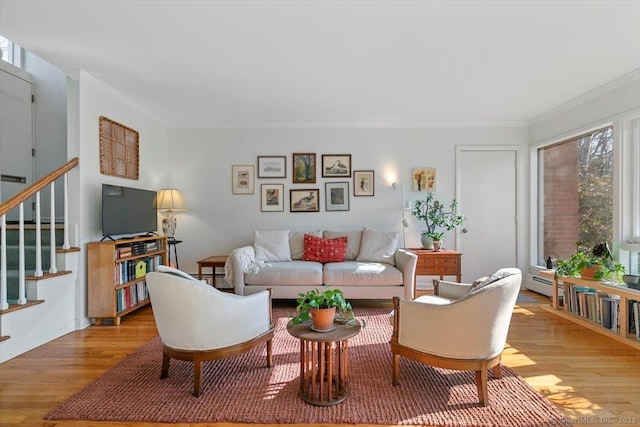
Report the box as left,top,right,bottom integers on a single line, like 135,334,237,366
0,157,79,310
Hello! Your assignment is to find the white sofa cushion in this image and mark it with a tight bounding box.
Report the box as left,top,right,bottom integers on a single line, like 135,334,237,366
254,230,292,262
244,261,323,286
356,227,399,265
323,230,362,260
289,230,322,260
323,261,403,286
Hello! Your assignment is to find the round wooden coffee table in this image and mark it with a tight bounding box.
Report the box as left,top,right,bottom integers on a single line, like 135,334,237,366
286,320,362,406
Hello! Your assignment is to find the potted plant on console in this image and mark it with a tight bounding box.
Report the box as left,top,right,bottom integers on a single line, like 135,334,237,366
555,242,625,281
411,192,465,251
290,286,353,332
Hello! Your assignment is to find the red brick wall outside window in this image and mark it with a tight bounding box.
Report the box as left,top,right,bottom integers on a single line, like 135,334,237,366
538,127,613,265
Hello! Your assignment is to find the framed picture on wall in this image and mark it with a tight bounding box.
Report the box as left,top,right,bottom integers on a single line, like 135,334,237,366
292,153,316,184
231,165,255,194
257,156,286,178
325,182,349,211
353,170,374,196
322,154,351,178
290,189,319,212
261,184,284,212
412,167,436,192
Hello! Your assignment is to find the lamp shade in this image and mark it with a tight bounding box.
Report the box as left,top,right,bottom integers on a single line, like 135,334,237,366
157,189,186,212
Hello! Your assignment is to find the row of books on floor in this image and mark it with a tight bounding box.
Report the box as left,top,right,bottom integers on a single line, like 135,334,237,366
115,240,160,258
116,281,149,313
563,283,640,339
114,256,162,285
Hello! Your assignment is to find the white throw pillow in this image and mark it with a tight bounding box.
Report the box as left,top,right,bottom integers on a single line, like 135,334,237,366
356,227,399,265
289,230,323,260
254,230,292,262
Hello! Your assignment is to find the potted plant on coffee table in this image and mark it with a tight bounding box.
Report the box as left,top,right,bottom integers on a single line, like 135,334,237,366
290,286,354,332
411,192,465,251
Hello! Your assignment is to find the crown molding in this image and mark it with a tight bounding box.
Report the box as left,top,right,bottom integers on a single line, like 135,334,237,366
166,120,530,129
529,69,640,126
64,68,167,127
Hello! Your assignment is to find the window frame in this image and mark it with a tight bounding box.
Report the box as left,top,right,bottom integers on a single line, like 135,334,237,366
529,122,618,269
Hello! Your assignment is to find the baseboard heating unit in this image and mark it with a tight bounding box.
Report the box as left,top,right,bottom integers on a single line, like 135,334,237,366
524,273,555,297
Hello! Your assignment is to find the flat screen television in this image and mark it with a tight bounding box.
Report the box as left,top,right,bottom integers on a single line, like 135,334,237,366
102,184,158,238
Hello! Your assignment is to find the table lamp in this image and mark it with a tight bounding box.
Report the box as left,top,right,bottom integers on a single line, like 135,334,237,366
157,188,186,237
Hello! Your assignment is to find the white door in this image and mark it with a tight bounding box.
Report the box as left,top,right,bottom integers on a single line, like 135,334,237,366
1,67,34,221
456,148,517,281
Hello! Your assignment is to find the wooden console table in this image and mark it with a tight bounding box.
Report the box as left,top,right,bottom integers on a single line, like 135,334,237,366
287,320,362,406
407,249,462,296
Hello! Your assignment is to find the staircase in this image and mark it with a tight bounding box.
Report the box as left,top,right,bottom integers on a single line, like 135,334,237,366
0,157,80,363
3,226,64,302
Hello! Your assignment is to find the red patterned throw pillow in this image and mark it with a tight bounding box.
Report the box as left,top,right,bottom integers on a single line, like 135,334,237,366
302,234,348,263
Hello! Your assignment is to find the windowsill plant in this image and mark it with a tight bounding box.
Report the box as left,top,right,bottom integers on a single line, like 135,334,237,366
555,242,625,281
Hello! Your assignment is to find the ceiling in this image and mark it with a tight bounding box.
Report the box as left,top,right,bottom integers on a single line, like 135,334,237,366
1,0,639,128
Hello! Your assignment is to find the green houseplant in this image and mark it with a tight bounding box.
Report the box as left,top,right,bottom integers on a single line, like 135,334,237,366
290,286,353,330
411,192,465,250
555,242,625,281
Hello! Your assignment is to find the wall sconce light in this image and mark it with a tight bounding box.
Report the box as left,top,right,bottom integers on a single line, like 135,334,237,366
157,188,186,238
392,182,410,247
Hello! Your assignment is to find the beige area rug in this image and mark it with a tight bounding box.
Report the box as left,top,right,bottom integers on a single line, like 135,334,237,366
45,307,565,426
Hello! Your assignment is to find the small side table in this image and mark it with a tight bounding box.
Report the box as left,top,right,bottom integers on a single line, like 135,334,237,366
287,320,362,406
407,248,462,297
167,237,183,269
197,255,228,283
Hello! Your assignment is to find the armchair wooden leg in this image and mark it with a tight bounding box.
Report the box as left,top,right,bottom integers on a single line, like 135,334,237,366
475,369,489,407
492,363,502,379
266,339,273,367
160,352,170,379
193,356,203,397
392,353,400,386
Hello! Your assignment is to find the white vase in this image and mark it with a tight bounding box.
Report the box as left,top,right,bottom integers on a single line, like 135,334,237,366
433,240,442,251
420,235,434,250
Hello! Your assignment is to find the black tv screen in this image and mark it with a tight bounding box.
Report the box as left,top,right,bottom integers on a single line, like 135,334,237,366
102,184,158,237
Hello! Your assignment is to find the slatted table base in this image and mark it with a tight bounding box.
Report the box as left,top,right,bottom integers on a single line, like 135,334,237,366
298,339,349,406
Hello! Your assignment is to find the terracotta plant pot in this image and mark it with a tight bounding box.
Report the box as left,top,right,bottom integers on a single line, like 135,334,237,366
310,307,336,331
580,265,601,280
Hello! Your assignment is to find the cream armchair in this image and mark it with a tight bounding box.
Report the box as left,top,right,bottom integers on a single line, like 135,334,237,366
146,266,275,397
390,268,522,406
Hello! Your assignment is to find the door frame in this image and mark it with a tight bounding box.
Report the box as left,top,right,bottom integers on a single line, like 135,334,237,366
455,145,524,275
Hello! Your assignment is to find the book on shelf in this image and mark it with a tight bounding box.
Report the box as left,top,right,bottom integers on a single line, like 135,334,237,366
630,299,639,340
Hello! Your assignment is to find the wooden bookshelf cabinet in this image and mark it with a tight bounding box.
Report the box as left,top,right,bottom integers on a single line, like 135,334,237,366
539,270,640,350
88,235,167,325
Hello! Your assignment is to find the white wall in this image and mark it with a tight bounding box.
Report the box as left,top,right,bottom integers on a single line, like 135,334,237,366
166,126,528,276
23,50,67,219
68,71,168,327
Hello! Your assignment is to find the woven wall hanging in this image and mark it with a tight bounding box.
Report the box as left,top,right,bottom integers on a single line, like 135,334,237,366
99,116,139,180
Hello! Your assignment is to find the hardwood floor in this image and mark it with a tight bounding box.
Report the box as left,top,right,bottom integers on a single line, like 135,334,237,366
1,291,639,427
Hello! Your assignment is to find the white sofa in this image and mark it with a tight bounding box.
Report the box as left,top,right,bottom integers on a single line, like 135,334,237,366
226,228,418,300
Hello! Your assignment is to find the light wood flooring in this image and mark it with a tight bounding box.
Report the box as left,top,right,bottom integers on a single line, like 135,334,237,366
1,291,639,427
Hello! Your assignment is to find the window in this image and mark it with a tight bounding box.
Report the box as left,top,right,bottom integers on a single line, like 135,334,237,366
0,35,21,67
537,126,613,265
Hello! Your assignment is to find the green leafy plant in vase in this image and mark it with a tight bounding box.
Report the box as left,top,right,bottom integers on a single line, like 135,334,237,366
290,286,354,331
411,192,465,250
555,242,625,281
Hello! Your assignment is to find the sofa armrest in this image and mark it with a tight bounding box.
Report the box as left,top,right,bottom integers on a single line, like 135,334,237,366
228,246,256,295
395,249,418,300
